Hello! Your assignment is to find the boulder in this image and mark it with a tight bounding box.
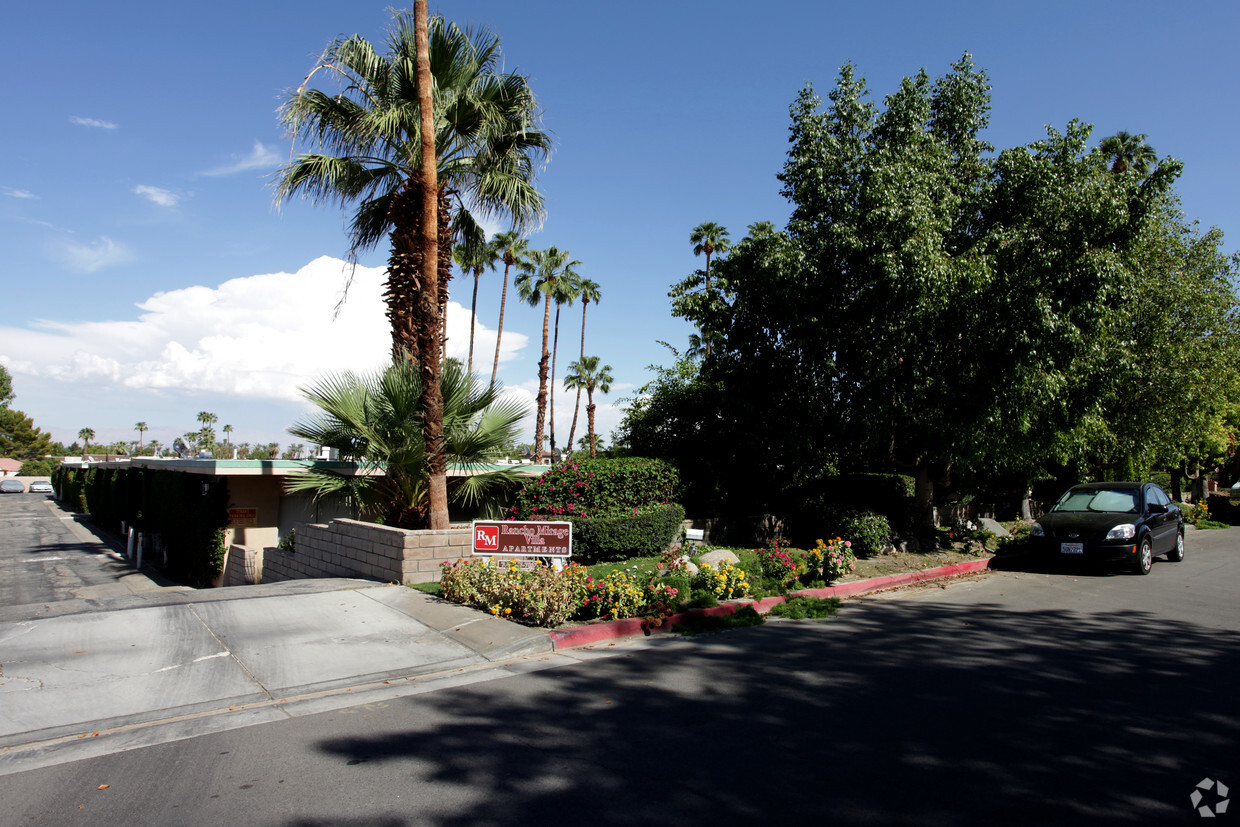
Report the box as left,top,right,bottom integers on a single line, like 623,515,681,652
977,517,1011,537
697,549,740,568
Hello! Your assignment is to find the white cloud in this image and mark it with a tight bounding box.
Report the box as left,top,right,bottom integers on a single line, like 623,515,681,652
3,187,36,199
134,185,183,207
0,256,530,407
50,236,134,273
69,116,119,130
202,141,281,176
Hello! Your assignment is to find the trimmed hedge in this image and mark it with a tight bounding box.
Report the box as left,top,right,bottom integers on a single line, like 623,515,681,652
52,465,230,587
567,503,686,564
511,457,680,519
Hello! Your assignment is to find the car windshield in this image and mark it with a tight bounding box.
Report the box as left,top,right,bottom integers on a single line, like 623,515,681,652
1053,488,1139,514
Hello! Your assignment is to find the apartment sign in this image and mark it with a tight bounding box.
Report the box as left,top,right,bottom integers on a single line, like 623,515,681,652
471,521,572,558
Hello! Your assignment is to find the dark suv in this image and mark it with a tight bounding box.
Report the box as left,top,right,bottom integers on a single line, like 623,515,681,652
1030,482,1184,575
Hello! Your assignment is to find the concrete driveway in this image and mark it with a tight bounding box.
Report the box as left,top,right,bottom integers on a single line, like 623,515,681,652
0,499,552,772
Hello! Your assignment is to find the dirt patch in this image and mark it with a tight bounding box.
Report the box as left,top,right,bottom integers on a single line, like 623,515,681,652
842,548,993,583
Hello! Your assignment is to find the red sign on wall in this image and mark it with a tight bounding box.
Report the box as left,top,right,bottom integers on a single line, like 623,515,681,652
471,521,572,558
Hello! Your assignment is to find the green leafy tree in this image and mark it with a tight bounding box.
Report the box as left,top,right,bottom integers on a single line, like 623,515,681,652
287,359,529,527
0,362,13,408
563,356,613,458
515,247,581,461
691,54,1186,528
275,8,549,529
0,409,54,461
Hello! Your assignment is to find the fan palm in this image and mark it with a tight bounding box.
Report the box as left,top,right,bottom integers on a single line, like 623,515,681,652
563,356,613,458
565,278,601,452
134,422,148,455
689,222,731,355
1099,131,1158,176
490,230,529,386
275,9,549,528
286,359,528,528
78,427,95,459
453,227,501,380
515,247,581,461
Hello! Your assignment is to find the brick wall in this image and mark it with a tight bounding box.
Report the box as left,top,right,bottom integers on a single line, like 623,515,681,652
226,518,472,586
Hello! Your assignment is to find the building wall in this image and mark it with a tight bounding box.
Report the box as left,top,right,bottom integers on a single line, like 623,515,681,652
224,475,283,550
224,518,473,586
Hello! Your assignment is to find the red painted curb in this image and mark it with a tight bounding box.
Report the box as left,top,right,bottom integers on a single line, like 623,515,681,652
548,557,994,651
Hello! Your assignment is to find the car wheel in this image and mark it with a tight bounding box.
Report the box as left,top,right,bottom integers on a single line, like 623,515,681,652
1166,531,1185,562
1133,538,1153,575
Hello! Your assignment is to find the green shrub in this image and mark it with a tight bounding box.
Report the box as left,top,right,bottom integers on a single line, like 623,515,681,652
568,503,686,563
439,558,591,627
822,508,891,558
511,456,680,519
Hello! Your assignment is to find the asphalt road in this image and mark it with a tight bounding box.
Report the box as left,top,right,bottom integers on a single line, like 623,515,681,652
0,493,169,607
0,526,1236,825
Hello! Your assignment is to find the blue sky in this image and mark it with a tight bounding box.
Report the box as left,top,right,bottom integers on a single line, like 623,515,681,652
2,0,1237,452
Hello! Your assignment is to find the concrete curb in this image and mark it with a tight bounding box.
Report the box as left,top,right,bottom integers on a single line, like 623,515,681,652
547,557,994,650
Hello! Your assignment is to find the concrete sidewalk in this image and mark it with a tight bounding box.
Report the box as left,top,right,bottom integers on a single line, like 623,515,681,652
0,578,554,774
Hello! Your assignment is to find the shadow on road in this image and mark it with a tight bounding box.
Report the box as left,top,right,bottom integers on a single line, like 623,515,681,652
307,598,1237,825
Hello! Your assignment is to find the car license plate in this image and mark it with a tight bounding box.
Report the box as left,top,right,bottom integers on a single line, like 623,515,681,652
1060,542,1084,555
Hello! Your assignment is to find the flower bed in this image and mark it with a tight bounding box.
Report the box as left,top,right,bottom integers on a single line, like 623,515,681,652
436,536,869,629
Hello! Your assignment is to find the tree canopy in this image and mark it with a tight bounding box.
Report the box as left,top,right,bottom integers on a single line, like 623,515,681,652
627,54,1240,526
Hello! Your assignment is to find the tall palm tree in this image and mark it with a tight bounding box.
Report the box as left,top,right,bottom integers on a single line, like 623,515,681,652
1099,131,1157,175
516,247,581,462
547,273,581,461
196,411,218,453
563,356,613,458
222,424,234,455
134,422,148,455
452,227,501,380
287,359,528,528
275,9,549,529
78,428,95,459
490,230,529,386
689,222,731,356
565,278,601,452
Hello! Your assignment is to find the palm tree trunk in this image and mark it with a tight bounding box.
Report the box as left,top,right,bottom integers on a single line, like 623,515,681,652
533,292,552,462
549,304,561,461
467,268,480,379
566,301,587,452
703,252,712,357
586,395,597,458
491,262,511,386
414,0,449,530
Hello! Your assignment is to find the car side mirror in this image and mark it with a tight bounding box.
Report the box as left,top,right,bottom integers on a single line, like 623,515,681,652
1148,502,1167,514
